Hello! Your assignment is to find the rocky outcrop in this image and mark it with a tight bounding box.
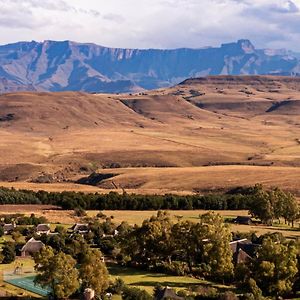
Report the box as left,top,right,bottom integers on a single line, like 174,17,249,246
0,39,300,93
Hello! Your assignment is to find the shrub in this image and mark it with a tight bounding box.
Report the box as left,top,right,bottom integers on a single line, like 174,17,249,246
108,278,125,295
2,242,16,264
162,261,189,276
122,285,152,300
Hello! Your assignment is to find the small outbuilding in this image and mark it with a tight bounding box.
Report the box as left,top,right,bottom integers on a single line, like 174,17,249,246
230,238,259,265
21,237,44,257
71,223,89,234
233,216,252,225
3,223,16,234
36,224,51,235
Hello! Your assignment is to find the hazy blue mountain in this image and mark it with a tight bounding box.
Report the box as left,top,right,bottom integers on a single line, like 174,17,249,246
0,39,300,93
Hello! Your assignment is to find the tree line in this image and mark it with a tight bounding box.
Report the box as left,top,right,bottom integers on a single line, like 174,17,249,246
247,185,299,226
0,184,297,214
0,186,250,210
0,184,298,226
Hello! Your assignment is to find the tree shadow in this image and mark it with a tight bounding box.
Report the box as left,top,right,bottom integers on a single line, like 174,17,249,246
131,281,203,288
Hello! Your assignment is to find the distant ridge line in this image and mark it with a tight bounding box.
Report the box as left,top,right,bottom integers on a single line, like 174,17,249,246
1,39,300,93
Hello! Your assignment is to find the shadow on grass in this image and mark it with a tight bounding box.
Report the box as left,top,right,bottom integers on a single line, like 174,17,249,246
108,265,156,277
131,281,201,288
108,264,182,279
131,281,233,294
108,263,234,293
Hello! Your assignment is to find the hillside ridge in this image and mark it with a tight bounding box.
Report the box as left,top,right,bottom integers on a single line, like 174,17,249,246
0,75,299,193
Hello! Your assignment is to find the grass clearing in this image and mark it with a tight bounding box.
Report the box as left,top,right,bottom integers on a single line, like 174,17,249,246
108,264,232,294
88,209,249,225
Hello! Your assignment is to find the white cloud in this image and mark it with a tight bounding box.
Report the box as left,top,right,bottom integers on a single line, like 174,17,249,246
0,0,300,51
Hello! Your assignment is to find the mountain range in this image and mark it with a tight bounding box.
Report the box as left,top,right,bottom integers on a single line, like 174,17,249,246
1,39,300,93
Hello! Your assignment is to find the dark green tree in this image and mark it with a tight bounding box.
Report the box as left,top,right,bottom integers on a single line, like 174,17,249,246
0,226,4,237
249,185,274,225
122,286,152,300
34,246,79,299
250,238,298,296
79,249,109,295
2,242,15,264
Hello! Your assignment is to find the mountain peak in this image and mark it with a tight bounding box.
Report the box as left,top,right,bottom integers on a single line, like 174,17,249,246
221,39,255,54
237,39,255,54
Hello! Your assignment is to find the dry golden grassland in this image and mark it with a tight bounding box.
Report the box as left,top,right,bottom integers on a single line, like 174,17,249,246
0,164,300,195
0,76,299,194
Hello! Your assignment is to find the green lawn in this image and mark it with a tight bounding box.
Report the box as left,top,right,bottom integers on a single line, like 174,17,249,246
49,223,72,231
0,235,14,244
107,264,231,294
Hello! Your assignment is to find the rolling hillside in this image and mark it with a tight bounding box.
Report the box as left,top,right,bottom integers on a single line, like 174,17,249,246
0,75,299,193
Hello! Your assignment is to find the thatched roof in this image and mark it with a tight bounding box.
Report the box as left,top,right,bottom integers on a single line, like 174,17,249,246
230,238,249,253
231,239,260,265
36,224,50,232
235,249,252,264
3,223,15,232
234,216,252,225
71,223,89,233
21,237,44,253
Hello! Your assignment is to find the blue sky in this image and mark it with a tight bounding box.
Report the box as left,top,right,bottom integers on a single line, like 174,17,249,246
1,0,300,51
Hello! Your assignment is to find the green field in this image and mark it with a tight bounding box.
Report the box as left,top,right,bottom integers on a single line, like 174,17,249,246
108,264,231,294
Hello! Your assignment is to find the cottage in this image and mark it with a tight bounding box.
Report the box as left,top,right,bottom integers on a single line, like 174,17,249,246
21,237,44,257
3,223,16,234
36,224,51,235
233,216,252,225
103,229,119,238
230,239,259,265
155,287,184,300
71,223,89,234
230,238,249,252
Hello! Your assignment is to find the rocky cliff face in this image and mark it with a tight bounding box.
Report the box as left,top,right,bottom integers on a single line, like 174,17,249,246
0,39,300,93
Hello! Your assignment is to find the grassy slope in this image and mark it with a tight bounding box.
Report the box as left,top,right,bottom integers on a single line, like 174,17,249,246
0,76,299,193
